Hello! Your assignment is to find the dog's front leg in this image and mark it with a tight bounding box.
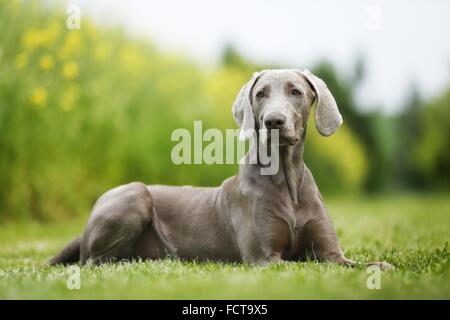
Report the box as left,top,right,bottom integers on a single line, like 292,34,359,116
301,215,352,265
256,213,294,265
301,213,393,270
234,221,288,266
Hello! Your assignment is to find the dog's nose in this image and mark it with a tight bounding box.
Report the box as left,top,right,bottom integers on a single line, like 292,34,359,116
264,113,286,129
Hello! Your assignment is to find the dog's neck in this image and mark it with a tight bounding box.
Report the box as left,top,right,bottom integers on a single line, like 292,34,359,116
240,133,306,206
276,140,305,205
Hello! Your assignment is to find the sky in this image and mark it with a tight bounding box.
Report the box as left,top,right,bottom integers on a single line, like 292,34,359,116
72,0,450,114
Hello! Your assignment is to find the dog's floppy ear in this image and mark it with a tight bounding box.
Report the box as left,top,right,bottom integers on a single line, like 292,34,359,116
232,72,261,140
302,69,343,136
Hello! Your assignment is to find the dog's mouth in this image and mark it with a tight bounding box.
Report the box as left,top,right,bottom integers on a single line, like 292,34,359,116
280,136,300,146
266,134,299,146
258,126,300,146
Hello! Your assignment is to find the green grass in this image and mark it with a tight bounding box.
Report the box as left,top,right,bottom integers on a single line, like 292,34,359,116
0,194,449,299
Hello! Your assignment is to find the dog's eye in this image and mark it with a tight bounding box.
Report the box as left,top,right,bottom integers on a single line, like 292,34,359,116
256,91,265,98
291,89,302,96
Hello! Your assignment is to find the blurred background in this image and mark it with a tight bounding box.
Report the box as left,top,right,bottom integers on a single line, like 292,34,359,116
0,0,449,222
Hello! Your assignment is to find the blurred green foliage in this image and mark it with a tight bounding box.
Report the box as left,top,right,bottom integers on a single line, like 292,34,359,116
410,89,450,189
0,1,448,222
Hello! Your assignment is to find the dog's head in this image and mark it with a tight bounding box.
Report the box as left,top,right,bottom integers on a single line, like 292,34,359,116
232,69,342,145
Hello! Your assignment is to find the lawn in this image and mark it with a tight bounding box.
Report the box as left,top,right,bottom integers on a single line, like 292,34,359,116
0,194,448,299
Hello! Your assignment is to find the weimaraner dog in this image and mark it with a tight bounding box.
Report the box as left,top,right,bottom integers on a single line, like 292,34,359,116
50,69,391,269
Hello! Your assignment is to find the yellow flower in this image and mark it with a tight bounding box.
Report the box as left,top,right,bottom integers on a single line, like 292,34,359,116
39,54,54,70
66,32,81,50
21,24,59,51
120,45,144,73
15,53,28,68
57,32,82,60
22,29,40,50
30,87,48,108
62,61,79,79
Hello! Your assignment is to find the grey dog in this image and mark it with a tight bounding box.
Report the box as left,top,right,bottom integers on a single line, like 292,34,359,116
50,69,391,269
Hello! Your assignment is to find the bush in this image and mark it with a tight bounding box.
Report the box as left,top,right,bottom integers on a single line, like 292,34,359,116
412,89,450,189
0,1,368,222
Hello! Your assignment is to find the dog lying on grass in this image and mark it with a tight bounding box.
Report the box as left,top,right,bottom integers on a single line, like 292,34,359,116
50,69,392,270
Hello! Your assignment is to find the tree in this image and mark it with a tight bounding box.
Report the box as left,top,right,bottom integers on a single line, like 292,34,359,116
412,87,450,189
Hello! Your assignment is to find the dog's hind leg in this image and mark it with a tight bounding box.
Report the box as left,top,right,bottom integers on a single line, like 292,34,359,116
49,236,81,265
79,182,154,265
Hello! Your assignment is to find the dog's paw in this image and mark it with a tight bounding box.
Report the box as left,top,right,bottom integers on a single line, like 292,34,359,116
367,261,395,271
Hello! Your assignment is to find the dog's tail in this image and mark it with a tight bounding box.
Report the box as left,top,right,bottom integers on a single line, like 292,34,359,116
48,236,81,266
